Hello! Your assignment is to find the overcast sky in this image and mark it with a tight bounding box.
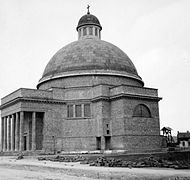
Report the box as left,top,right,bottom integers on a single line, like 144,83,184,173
0,0,190,136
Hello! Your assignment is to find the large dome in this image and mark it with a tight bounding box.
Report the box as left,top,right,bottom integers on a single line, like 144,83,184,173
38,38,143,86
38,10,144,88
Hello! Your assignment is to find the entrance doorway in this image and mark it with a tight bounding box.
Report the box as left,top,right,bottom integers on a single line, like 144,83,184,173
96,137,101,150
105,136,111,150
24,136,27,151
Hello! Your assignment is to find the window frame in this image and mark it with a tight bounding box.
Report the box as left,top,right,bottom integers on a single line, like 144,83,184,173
67,103,91,119
67,104,74,118
133,104,151,118
84,103,91,118
83,27,87,36
78,29,81,38
95,28,98,36
75,104,82,118
89,27,93,35
182,141,185,147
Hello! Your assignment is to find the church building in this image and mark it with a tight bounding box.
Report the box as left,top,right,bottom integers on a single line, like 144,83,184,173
0,8,162,154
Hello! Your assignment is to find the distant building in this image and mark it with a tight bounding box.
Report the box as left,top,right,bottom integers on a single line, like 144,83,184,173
177,131,190,148
0,9,162,154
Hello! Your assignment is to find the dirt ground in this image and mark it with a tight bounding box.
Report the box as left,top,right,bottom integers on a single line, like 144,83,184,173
0,156,190,180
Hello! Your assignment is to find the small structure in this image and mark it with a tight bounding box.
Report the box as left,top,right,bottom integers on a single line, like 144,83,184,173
177,131,190,148
161,127,175,146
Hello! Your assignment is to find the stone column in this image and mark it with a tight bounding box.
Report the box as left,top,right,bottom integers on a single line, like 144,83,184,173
11,114,15,151
3,117,7,151
1,117,4,151
6,116,9,151
19,112,24,151
9,116,11,151
82,104,84,117
93,27,95,36
7,116,11,151
26,115,30,151
15,112,19,151
87,27,89,35
78,28,81,39
81,28,83,37
73,105,76,118
32,112,36,151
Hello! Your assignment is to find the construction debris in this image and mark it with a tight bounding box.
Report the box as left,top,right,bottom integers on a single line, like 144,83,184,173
88,156,190,169
38,155,190,169
17,152,24,160
38,155,86,162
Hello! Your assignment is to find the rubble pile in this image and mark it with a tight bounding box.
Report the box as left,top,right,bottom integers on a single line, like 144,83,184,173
17,152,24,160
88,156,190,169
38,155,86,162
38,155,190,169
88,157,125,167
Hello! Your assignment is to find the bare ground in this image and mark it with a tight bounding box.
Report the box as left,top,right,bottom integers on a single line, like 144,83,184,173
0,156,190,180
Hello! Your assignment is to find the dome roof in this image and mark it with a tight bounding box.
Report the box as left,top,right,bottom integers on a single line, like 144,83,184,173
38,38,143,86
77,13,102,30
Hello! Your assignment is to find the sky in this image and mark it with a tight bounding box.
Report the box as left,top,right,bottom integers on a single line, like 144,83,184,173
0,0,190,137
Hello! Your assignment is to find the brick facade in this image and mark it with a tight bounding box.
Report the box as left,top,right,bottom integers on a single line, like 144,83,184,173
1,82,162,153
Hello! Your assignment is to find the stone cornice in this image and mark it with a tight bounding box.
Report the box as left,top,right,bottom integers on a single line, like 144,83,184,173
91,96,110,102
0,92,161,110
110,93,162,101
91,93,162,102
0,97,65,110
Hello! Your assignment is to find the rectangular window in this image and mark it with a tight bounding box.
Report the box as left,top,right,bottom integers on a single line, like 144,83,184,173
84,104,91,117
75,104,82,117
67,105,74,118
83,27,87,35
79,29,81,37
89,27,93,35
95,28,98,36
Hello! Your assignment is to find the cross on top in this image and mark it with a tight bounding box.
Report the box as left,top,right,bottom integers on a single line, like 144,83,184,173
87,5,90,14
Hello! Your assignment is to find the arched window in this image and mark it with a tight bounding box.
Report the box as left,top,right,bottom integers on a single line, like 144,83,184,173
133,104,151,118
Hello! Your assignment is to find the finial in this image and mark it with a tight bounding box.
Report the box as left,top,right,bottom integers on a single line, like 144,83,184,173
87,5,90,14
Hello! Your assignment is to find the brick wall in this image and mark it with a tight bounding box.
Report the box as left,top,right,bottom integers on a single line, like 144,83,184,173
110,97,161,151
1,79,161,153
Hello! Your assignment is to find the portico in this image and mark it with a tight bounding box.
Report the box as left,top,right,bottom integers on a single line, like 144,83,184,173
1,111,39,152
